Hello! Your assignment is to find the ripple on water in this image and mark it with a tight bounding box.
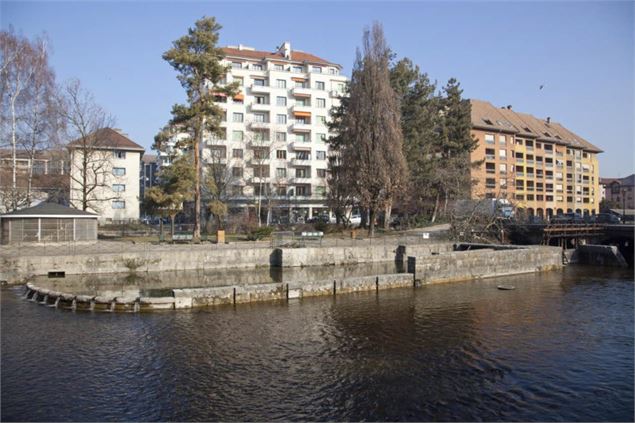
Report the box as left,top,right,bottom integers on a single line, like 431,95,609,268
1,266,634,422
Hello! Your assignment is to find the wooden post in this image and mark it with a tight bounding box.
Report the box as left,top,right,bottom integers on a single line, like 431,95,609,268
333,280,336,296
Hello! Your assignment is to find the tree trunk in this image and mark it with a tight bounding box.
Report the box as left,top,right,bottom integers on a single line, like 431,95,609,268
431,192,440,224
383,200,392,230
368,208,375,237
159,218,164,241
10,96,18,210
170,214,175,240
193,118,202,243
443,190,449,216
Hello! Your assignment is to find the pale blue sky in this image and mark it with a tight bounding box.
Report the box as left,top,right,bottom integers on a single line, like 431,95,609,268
2,0,634,176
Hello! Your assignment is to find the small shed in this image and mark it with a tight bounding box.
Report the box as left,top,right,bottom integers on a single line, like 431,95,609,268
0,203,98,244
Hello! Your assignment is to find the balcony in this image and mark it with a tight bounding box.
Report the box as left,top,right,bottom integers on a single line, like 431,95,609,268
247,158,270,166
292,123,312,132
248,121,270,130
250,103,270,112
515,158,524,163
291,141,312,151
250,84,270,94
516,172,524,177
290,158,311,166
292,87,312,97
291,176,312,184
292,104,312,114
485,154,495,160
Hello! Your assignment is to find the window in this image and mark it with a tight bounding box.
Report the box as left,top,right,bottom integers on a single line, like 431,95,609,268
499,135,506,145
499,149,507,159
253,130,269,141
484,134,495,144
316,98,326,108
295,168,309,178
112,167,126,176
112,184,125,192
312,66,322,73
499,163,507,174
276,96,287,106
232,167,243,177
485,163,495,173
329,68,338,75
296,185,308,196
316,133,327,142
294,80,307,88
113,150,126,159
254,113,267,123
210,146,226,160
231,185,244,196
276,114,287,124
296,151,310,160
276,132,287,142
255,95,268,104
252,63,263,71
232,148,243,158
295,98,309,107
315,81,325,90
232,131,244,141
295,116,308,124
315,186,326,196
292,65,303,73
112,200,125,209
234,77,243,86
317,116,327,125
295,133,308,142
276,167,287,177
277,185,287,196
253,165,270,178
276,79,286,89
316,151,326,160
253,78,266,86
232,62,242,69
486,178,496,188
233,113,244,122
276,150,287,159
317,169,327,178
500,178,507,188
274,64,284,71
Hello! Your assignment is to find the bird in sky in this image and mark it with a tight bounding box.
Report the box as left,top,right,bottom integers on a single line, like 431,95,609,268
539,84,545,90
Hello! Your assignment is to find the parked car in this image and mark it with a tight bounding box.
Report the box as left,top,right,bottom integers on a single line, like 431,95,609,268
588,213,621,224
551,212,585,224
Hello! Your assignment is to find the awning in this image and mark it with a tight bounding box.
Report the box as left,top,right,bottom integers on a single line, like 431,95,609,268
212,92,227,97
233,93,244,101
291,77,307,82
293,111,311,117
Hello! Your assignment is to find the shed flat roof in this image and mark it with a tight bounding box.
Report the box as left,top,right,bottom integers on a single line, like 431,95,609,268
1,202,98,218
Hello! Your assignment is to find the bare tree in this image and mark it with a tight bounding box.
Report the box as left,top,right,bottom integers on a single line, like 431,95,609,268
58,79,117,212
246,126,275,226
1,29,54,210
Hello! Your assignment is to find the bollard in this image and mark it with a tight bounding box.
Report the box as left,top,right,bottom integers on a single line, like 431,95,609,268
376,276,379,293
286,283,289,300
333,280,337,296
233,287,237,305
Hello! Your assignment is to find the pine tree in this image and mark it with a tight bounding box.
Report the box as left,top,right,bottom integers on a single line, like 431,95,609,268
162,17,237,242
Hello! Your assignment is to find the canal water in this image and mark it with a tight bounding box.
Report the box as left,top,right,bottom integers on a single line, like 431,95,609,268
1,266,633,422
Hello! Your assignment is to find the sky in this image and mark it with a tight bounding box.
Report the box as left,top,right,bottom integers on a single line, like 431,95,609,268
2,0,634,177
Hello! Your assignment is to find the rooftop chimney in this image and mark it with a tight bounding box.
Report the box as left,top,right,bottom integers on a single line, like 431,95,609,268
506,105,512,110
546,117,551,124
278,41,291,59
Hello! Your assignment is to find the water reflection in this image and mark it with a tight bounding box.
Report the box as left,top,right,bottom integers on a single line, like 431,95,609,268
2,266,633,421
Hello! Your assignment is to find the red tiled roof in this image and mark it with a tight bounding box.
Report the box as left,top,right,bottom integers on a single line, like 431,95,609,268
221,47,339,68
67,128,144,152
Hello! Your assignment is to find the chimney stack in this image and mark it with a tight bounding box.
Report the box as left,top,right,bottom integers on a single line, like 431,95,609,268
278,41,291,59
507,105,512,110
546,117,551,124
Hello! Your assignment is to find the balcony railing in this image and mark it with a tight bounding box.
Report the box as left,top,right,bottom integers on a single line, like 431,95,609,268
485,154,495,160
250,84,271,94
292,123,312,132
292,87,312,97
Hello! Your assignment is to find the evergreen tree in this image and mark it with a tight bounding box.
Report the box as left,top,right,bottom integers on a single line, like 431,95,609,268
161,17,237,242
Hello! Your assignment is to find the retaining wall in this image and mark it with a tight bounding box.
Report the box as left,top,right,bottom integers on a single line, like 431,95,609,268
409,246,562,284
571,245,628,267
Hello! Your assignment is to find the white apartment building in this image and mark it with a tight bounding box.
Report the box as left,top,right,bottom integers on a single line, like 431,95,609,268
204,41,348,222
68,128,144,222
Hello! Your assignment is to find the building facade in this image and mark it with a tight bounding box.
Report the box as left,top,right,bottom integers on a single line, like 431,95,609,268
470,100,602,218
202,41,347,222
68,128,144,222
140,154,160,200
600,174,634,210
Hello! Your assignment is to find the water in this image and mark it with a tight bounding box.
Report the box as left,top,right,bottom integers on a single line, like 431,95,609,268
2,266,633,421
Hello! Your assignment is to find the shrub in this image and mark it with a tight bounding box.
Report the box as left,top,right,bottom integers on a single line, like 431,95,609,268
247,226,275,241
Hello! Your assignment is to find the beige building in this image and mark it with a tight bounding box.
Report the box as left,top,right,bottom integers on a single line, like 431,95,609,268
68,128,144,222
470,100,602,219
600,174,634,210
203,41,348,221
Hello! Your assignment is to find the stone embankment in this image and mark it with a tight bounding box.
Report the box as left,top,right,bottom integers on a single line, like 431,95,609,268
15,241,565,312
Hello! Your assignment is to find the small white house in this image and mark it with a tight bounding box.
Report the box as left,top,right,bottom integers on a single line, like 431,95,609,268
68,128,144,223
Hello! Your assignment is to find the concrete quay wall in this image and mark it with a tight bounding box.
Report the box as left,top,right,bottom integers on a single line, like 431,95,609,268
409,246,563,285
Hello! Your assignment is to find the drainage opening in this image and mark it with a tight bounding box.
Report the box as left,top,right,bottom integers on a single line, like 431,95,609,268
48,271,65,278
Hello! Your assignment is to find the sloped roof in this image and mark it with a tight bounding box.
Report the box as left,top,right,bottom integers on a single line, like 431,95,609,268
222,47,340,68
601,174,635,186
67,128,144,152
1,202,97,218
470,99,602,153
